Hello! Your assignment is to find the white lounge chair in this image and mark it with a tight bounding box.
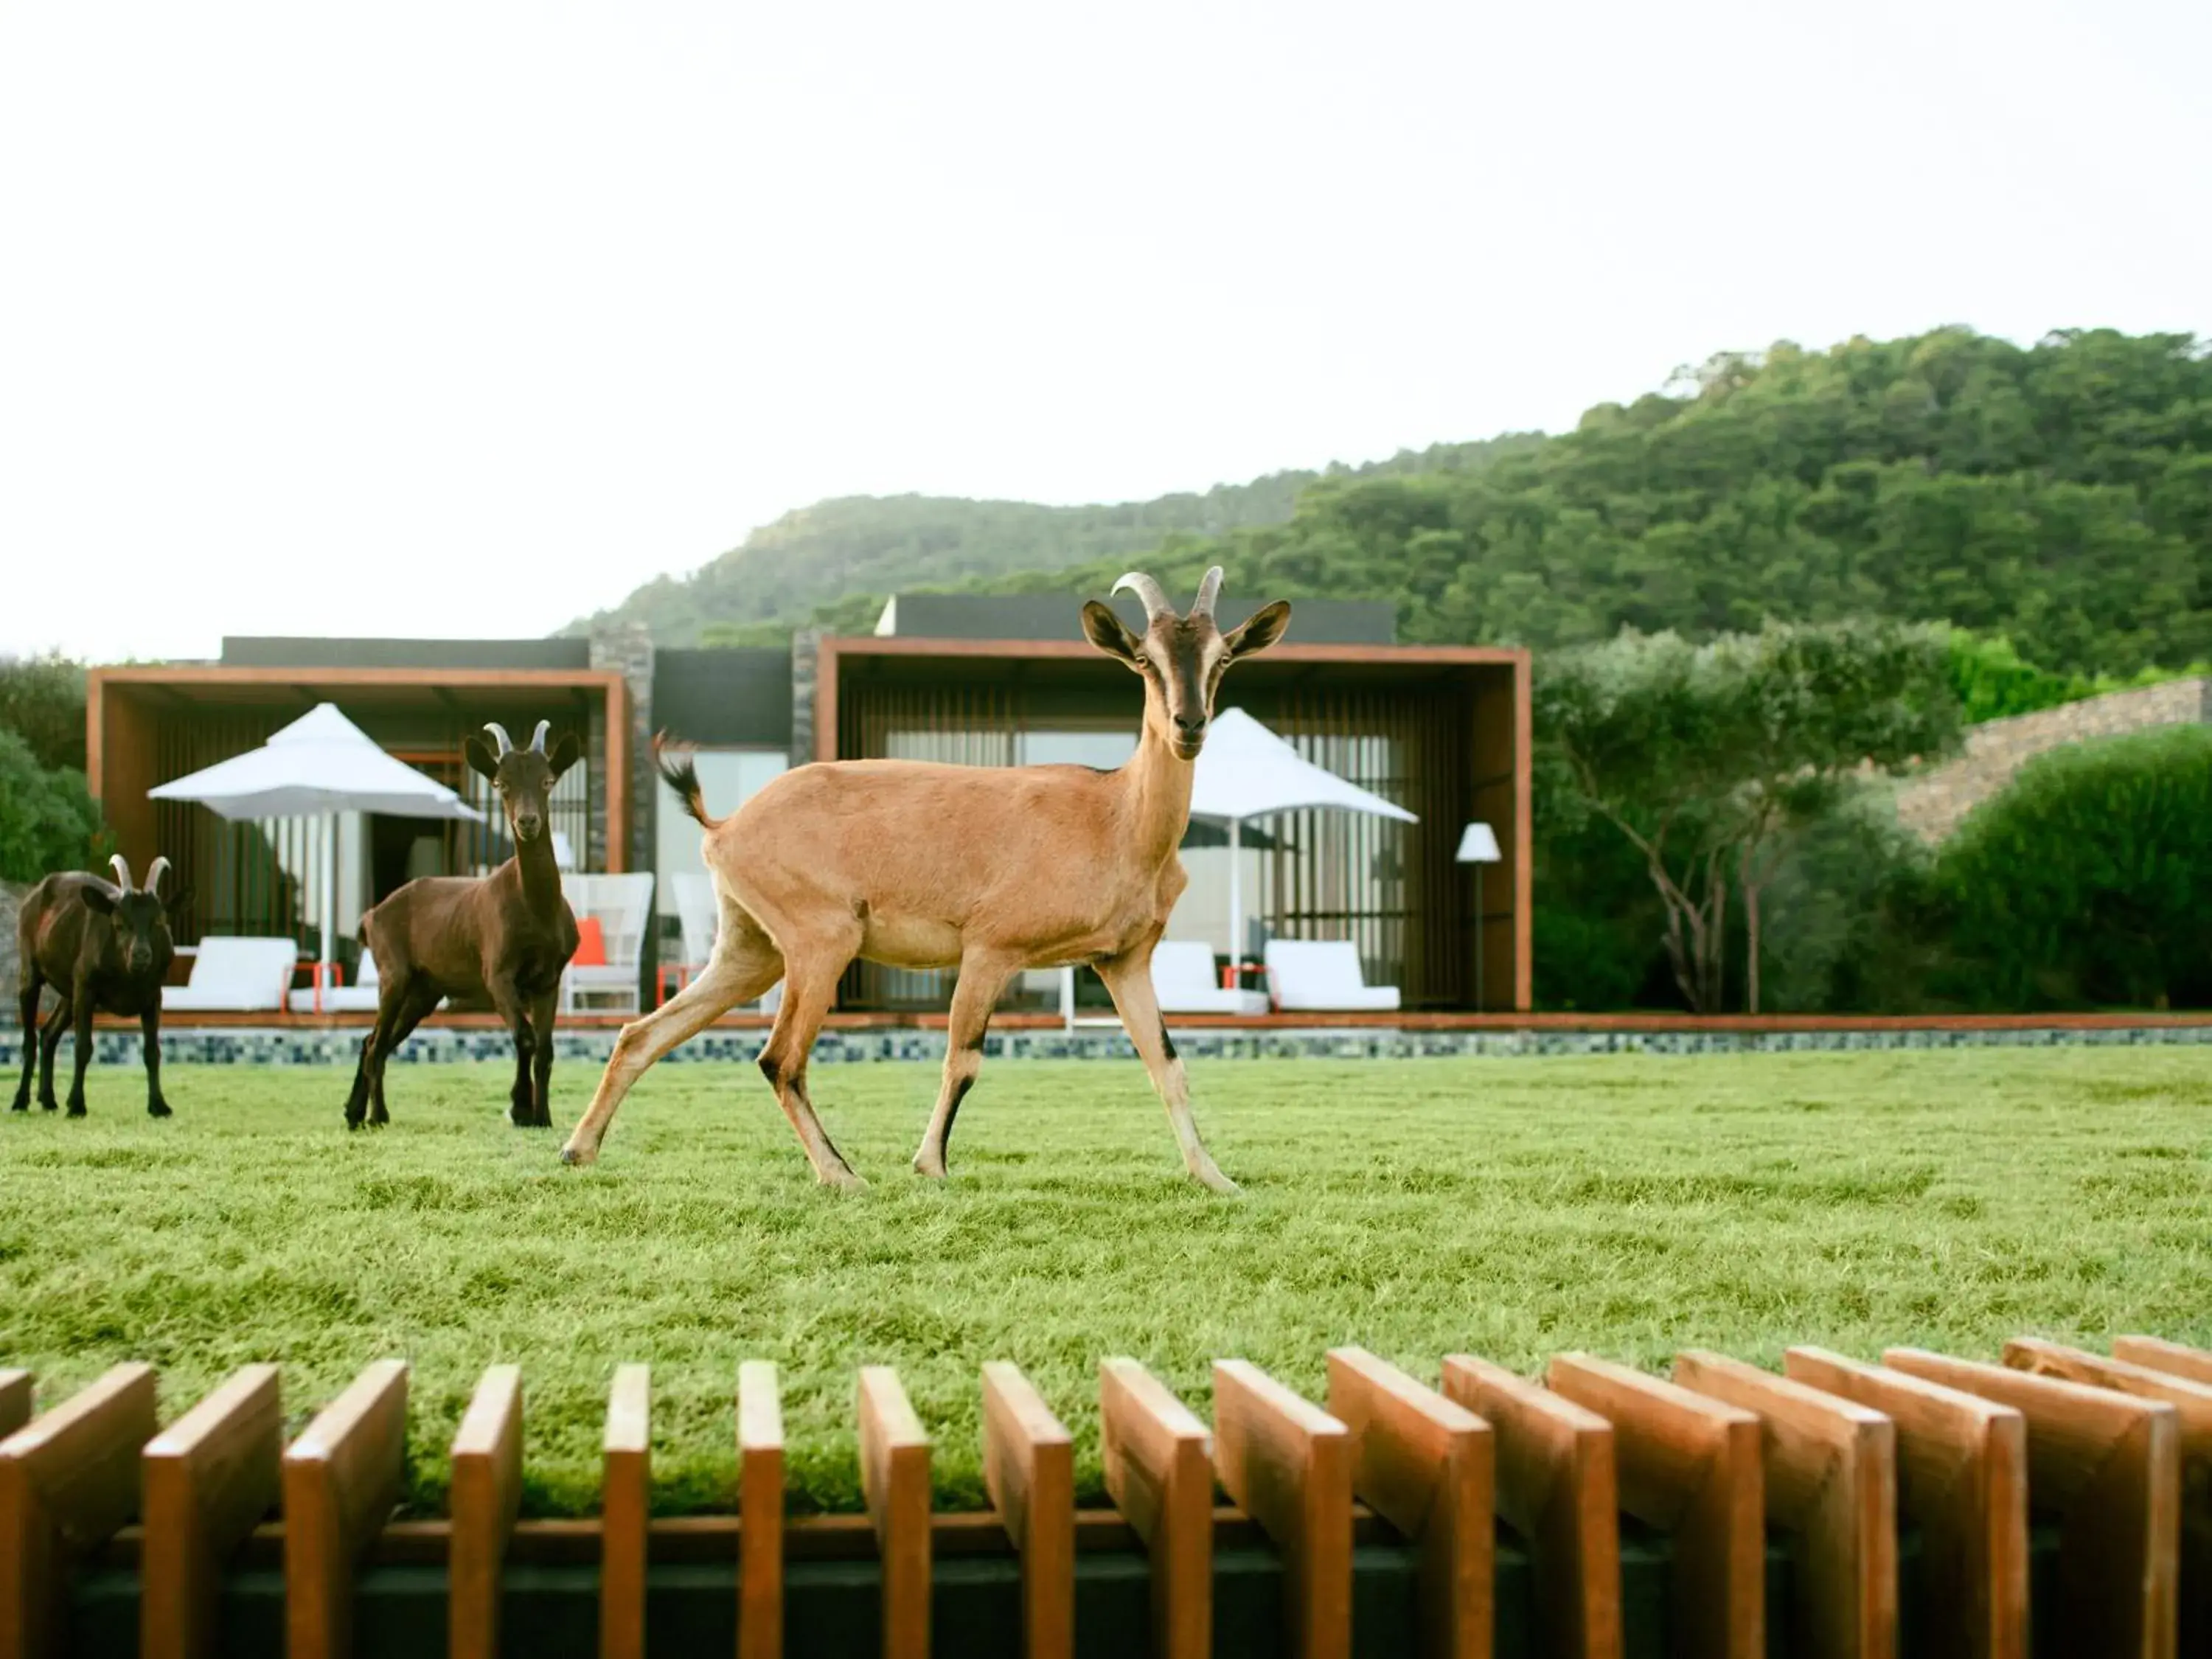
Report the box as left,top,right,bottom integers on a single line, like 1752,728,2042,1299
161,937,302,1013
665,872,783,1013
561,872,656,1015
1151,940,1270,1015
288,950,385,1014
1263,940,1401,1012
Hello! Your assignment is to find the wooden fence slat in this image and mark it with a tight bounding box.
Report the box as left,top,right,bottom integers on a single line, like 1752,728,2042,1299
1439,1354,1619,1659
858,1366,931,1659
1548,1354,1763,1659
601,1365,650,1659
449,1365,524,1659
1783,1348,2025,1659
2114,1335,2212,1388
2004,1337,2212,1658
1674,1351,1895,1659
738,1360,784,1659
1099,1357,1212,1659
1884,1346,2177,1659
0,1373,29,1441
981,1362,1074,1659
1212,1359,1354,1659
142,1363,282,1659
282,1359,408,1659
1326,1346,1492,1659
0,1361,158,1659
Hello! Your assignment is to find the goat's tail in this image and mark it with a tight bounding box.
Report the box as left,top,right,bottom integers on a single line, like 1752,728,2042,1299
654,731,723,830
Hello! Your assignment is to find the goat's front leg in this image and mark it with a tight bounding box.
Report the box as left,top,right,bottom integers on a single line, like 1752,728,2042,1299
913,953,1016,1178
487,974,538,1127
63,980,96,1116
12,973,44,1110
1096,948,1239,1194
526,987,558,1128
140,1006,171,1119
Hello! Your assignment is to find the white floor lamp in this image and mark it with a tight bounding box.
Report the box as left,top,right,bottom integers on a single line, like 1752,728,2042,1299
1457,822,1502,1011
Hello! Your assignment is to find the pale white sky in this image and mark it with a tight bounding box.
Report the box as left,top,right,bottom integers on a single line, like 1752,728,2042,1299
4,0,2208,663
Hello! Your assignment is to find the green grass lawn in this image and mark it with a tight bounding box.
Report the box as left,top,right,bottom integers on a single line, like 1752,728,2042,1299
4,1050,2210,1517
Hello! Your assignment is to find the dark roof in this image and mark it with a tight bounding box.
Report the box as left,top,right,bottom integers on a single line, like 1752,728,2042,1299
220,636,593,671
652,647,793,748
874,593,1397,645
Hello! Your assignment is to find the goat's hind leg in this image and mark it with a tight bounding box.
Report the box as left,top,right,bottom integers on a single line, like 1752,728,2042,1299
561,922,782,1165
913,953,1017,1179
526,987,557,1128
755,936,863,1189
13,973,44,1110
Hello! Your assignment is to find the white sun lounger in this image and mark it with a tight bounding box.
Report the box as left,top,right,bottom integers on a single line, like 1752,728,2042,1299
1151,939,1270,1015
162,937,302,1013
1263,939,1401,1012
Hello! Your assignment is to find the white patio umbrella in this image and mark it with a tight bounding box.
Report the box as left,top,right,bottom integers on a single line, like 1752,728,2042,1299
1187,706,1417,965
148,703,484,978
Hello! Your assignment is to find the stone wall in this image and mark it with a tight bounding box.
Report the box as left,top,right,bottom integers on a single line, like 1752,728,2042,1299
1896,678,2212,843
790,631,821,764
0,881,24,1025
588,623,658,875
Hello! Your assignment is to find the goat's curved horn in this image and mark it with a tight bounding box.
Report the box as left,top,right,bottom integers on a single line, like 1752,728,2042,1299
483,722,515,757
108,854,136,892
1110,572,1172,622
142,856,170,897
1192,566,1225,619
529,720,552,754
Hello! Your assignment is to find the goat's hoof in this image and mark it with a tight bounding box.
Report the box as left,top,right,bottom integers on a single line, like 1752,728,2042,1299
819,1167,869,1191
1194,1168,1242,1196
560,1142,597,1167
911,1155,948,1180
8,1097,26,1113
345,1119,364,1133
66,1105,87,1119
147,1101,173,1119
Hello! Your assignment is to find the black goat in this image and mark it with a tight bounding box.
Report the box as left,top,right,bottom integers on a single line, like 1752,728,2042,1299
13,855,181,1118
344,720,582,1130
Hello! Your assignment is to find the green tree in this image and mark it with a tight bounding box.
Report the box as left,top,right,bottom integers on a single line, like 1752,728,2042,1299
0,729,104,885
1935,725,2212,1009
1537,622,1959,1012
0,655,88,773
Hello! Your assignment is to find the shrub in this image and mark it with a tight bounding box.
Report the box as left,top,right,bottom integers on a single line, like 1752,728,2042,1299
1935,723,2212,1008
0,728,105,885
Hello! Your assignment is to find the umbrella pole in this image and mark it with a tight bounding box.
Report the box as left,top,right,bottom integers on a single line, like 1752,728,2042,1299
1228,816,1243,982
321,814,336,1007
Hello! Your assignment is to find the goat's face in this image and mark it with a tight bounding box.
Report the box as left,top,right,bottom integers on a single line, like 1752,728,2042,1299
79,884,174,976
466,723,583,846
1082,571,1291,761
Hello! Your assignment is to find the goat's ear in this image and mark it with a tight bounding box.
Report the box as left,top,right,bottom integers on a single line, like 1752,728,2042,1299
546,731,583,779
161,886,192,917
78,883,116,915
1222,599,1292,661
1081,599,1144,668
464,734,500,780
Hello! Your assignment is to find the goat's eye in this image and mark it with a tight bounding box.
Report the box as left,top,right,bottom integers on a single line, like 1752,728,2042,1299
1133,653,1150,669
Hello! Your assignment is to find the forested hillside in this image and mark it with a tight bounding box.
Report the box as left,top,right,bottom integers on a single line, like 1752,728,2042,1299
749,329,2212,673
571,437,1535,645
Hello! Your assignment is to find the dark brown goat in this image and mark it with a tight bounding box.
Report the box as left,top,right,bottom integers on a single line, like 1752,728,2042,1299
343,720,582,1130
13,855,180,1118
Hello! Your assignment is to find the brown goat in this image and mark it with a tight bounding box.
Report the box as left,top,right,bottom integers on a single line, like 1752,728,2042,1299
560,568,1290,1190
344,720,582,1129
13,855,179,1118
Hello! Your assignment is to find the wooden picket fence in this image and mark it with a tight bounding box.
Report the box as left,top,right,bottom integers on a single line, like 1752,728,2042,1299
2,1333,2208,1659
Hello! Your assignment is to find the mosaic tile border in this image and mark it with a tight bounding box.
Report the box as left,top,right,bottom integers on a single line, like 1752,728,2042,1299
5,1021,2212,1071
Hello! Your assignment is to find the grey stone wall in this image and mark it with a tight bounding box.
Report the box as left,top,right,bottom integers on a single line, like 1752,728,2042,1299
0,881,24,1026
588,623,658,876
790,631,821,765
1896,678,2212,843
